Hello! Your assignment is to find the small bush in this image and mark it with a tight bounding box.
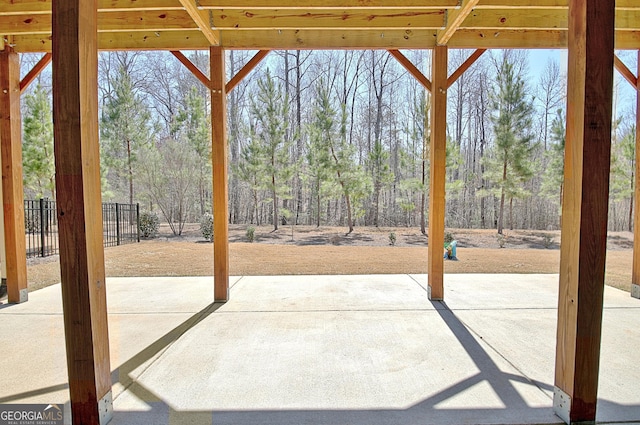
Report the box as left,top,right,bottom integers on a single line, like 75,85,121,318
246,226,256,243
139,211,160,238
329,235,342,245
542,233,553,249
444,231,454,245
389,232,397,246
497,233,507,248
25,215,40,233
200,213,213,242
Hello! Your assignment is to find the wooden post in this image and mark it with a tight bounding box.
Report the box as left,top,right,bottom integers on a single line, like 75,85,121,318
554,0,615,423
427,45,447,301
52,0,112,423
0,47,28,304
632,49,640,300
210,46,229,302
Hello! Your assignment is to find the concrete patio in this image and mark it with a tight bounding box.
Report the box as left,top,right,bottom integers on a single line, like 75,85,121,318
1,274,638,425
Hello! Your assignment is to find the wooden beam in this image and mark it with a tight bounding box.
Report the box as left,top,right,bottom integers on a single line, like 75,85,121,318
52,0,112,423
226,50,270,93
437,0,480,45
178,0,220,45
427,45,447,301
170,50,211,89
447,48,486,88
0,47,28,304
632,49,640,300
614,54,637,88
388,49,432,92
19,52,51,93
210,46,229,302
554,0,615,423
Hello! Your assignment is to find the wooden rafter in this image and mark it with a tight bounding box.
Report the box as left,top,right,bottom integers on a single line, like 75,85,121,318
387,49,431,92
437,0,480,45
447,48,486,87
226,50,270,93
19,52,51,93
170,50,211,88
178,0,220,46
614,54,638,88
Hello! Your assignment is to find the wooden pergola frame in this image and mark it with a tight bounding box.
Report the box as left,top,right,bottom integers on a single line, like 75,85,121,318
0,1,635,424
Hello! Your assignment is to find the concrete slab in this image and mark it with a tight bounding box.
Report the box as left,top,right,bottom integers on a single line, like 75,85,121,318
1,274,638,425
222,274,439,312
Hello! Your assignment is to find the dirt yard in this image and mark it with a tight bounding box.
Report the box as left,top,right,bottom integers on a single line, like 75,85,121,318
24,224,635,293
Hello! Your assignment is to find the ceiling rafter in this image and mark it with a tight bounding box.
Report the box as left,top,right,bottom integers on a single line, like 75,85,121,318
177,0,219,45
437,0,480,45
1,1,640,51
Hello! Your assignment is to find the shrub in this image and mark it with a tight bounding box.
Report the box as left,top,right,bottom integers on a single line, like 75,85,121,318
497,233,507,248
25,215,40,233
389,232,397,246
139,211,160,238
444,231,454,245
246,226,256,243
200,213,213,242
542,233,553,249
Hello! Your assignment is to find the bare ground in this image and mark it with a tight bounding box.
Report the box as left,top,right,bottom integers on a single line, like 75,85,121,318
24,224,635,293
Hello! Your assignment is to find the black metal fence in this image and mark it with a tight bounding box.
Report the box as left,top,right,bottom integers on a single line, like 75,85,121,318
24,199,140,258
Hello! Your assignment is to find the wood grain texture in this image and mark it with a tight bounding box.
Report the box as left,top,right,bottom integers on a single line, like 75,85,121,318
437,0,479,45
427,45,447,300
178,0,220,45
211,46,229,302
555,0,615,422
388,49,431,92
0,48,28,304
633,49,640,287
52,0,112,423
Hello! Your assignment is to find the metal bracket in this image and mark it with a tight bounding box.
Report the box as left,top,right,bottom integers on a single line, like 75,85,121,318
99,391,113,425
427,285,443,301
631,283,640,299
553,387,571,424
19,288,28,303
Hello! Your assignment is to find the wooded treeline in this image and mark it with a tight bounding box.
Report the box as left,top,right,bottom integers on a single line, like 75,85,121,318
19,49,638,235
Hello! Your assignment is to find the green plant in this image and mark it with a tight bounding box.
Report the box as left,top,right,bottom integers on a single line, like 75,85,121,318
389,232,397,246
139,210,160,238
542,233,553,249
497,233,507,248
200,213,213,242
246,226,256,243
444,231,454,245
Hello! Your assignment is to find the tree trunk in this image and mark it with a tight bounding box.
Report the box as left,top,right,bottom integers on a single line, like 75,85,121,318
420,159,426,234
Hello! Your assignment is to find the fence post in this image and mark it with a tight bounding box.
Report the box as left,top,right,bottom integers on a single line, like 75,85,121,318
136,203,140,242
39,198,45,257
115,203,121,246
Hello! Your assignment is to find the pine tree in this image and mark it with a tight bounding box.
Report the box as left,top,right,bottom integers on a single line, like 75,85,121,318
22,84,55,199
249,70,295,231
610,125,635,231
173,87,211,215
313,80,372,234
234,136,268,225
480,57,537,234
541,109,566,218
100,66,155,206
307,88,339,227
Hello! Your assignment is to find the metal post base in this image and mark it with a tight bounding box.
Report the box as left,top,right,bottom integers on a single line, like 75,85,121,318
427,285,442,301
631,283,640,299
553,387,571,424
99,391,113,425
